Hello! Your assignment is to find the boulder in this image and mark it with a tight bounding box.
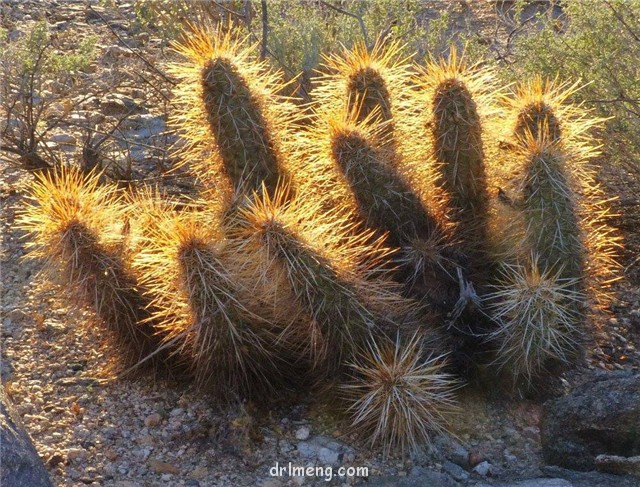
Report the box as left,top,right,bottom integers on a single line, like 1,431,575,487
1,387,54,487
540,372,640,471
595,454,640,477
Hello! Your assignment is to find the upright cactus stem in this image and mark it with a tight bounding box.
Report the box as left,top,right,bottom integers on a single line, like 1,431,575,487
347,65,393,122
200,57,282,194
168,25,297,198
426,57,491,265
509,76,581,144
433,79,488,255
520,134,585,283
485,77,621,387
313,39,412,138
515,100,562,142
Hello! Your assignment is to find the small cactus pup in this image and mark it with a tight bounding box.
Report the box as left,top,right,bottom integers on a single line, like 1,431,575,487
226,184,420,377
132,204,283,399
416,47,497,270
18,167,163,369
342,332,459,458
168,23,298,198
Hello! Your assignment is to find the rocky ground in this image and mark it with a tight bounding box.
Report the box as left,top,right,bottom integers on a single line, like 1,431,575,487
1,1,639,486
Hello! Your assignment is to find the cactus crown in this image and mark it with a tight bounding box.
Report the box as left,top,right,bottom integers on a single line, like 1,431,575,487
20,167,123,249
314,39,411,121
506,76,599,147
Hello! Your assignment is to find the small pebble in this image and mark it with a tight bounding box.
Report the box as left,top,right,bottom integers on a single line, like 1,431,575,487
144,413,161,427
67,448,87,461
295,426,310,441
473,461,492,476
148,458,180,475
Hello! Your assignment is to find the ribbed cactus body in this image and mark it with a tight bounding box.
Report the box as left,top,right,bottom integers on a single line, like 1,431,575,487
177,239,276,395
201,57,282,194
260,219,373,365
521,141,584,282
331,129,431,242
346,66,393,123
484,77,611,387
227,187,418,374
431,78,489,256
61,222,160,363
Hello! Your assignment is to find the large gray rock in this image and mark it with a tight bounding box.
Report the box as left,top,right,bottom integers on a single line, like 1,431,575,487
542,465,640,487
540,372,640,471
1,387,53,487
595,454,640,477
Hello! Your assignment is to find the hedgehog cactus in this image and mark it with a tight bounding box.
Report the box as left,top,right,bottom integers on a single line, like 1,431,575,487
19,167,163,369
168,25,297,198
486,78,620,386
323,111,460,312
18,24,623,457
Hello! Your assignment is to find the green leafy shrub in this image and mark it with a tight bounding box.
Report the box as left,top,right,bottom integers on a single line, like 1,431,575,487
508,0,640,174
0,21,97,169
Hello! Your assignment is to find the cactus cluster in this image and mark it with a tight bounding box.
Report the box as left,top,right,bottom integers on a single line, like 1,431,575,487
20,25,619,457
